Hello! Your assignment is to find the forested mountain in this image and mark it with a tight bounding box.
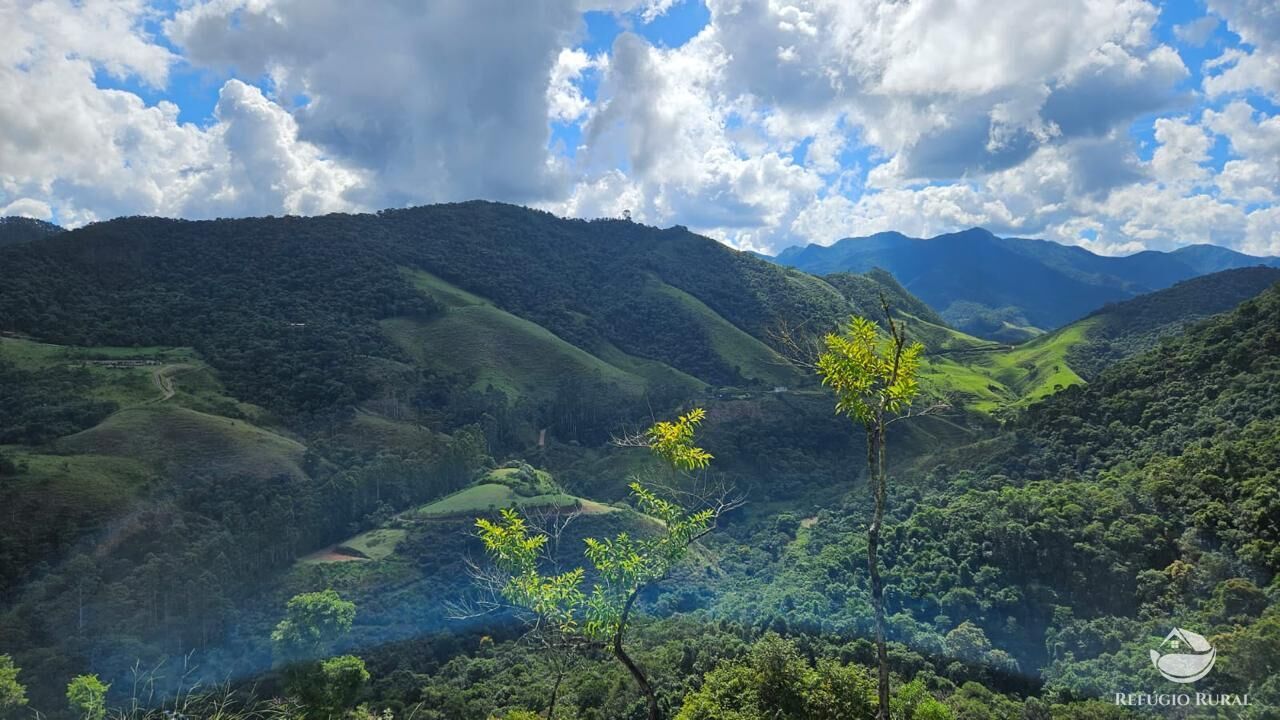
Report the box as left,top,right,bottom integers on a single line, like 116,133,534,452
1064,266,1280,378
1,203,1278,719
0,217,63,247
770,228,1280,340
0,203,852,415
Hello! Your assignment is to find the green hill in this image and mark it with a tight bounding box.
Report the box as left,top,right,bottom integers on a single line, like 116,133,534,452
1064,265,1280,378
383,269,692,402
413,464,618,519
55,405,305,480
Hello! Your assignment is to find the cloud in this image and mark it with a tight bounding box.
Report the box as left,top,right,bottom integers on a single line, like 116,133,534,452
1174,15,1220,47
790,184,1017,245
3,0,1280,259
0,198,53,221
1041,44,1189,138
0,0,360,225
548,49,604,124
168,0,586,208
1203,100,1280,204
1244,205,1280,255
199,79,364,217
1204,0,1280,100
1151,116,1212,187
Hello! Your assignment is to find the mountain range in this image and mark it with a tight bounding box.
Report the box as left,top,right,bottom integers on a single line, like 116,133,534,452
3,203,1280,713
769,228,1280,340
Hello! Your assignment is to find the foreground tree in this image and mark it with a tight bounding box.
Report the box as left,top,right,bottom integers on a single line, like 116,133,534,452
66,675,108,720
271,589,357,661
676,633,879,720
473,409,740,720
816,302,925,720
272,590,368,716
0,655,26,720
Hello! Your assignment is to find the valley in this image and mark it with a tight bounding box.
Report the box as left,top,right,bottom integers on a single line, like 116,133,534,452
1,204,1278,719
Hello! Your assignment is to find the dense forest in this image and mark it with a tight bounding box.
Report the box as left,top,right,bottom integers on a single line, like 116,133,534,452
0,204,1277,719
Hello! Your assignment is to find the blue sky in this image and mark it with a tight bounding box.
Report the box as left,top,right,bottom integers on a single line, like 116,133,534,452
2,0,1279,256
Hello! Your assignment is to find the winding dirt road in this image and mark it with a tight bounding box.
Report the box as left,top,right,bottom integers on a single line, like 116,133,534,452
146,364,196,404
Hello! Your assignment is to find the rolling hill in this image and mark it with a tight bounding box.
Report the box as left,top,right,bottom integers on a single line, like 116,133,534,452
770,227,1280,340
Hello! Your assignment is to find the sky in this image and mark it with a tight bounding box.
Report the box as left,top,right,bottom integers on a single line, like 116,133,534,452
1,0,1279,256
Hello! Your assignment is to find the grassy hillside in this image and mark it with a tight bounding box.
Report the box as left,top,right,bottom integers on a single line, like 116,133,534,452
55,405,305,480
412,464,618,519
383,268,687,402
914,268,1280,412
919,320,1089,413
1066,265,1280,378
650,278,800,387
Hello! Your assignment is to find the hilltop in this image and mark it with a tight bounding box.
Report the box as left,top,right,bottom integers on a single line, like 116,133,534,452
0,217,63,247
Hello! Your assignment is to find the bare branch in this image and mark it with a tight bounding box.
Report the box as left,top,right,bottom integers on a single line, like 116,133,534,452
885,399,954,425
524,503,584,571
767,315,827,371
610,425,652,449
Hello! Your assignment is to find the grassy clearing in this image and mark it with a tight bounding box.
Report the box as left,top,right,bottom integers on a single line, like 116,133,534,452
340,528,407,560
0,448,155,548
401,267,491,308
297,527,416,565
982,321,1091,403
0,337,194,366
54,405,305,479
593,340,707,395
0,337,202,407
3,448,153,507
413,483,618,518
391,267,651,401
1,336,277,424
341,410,438,450
912,316,1093,413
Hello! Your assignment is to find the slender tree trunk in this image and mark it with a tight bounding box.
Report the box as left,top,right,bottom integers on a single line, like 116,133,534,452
613,590,660,720
867,420,890,720
546,666,563,720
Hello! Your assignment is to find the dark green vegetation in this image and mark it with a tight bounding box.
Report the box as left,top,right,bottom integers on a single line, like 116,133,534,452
0,203,1278,719
0,217,63,248
1062,266,1280,379
770,227,1280,340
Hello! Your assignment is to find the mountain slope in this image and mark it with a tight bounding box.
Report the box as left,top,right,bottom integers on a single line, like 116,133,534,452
1064,265,1280,378
770,228,1280,339
0,217,63,247
0,203,849,416
910,267,1280,412
725,281,1280,689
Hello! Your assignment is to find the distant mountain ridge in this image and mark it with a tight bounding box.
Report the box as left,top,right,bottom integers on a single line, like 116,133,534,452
769,228,1280,339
